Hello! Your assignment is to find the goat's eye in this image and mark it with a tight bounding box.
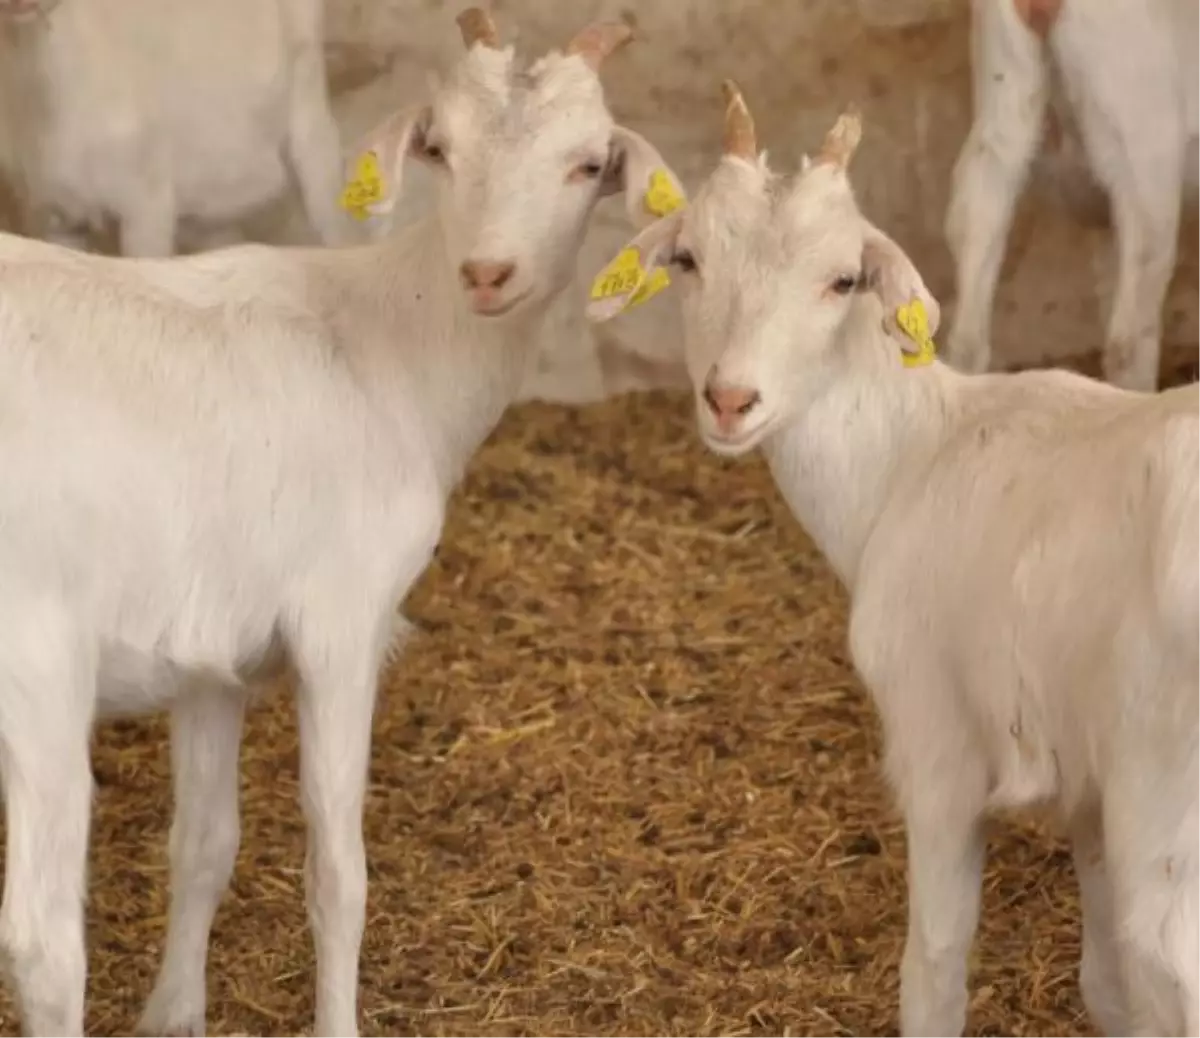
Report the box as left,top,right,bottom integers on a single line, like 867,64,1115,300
567,158,607,183
831,273,858,295
672,249,697,273
423,142,447,164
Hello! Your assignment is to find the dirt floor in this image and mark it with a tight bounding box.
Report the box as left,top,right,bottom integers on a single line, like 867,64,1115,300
0,348,1191,1038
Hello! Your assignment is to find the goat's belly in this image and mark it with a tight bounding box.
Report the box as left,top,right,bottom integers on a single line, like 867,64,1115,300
174,144,290,224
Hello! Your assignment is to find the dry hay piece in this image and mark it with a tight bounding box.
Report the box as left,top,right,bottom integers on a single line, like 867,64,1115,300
0,391,1093,1037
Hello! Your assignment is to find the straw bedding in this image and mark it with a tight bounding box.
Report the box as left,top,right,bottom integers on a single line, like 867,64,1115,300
0,347,1195,1036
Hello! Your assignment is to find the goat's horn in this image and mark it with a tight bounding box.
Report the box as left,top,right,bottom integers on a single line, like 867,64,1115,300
720,79,757,161
456,6,499,49
816,106,863,170
564,14,635,72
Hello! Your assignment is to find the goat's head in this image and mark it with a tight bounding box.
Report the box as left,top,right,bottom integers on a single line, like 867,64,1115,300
347,6,684,318
586,82,939,455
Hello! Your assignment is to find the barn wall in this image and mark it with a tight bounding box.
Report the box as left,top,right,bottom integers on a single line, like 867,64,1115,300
8,0,1199,398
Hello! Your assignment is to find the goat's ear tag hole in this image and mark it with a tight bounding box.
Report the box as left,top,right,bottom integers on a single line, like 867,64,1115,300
895,297,937,368
339,150,385,221
643,169,684,218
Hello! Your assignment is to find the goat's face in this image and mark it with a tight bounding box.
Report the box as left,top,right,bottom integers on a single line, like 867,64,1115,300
587,82,940,456
351,8,683,319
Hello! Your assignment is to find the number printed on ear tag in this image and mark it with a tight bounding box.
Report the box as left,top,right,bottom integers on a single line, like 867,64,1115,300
590,247,648,303
339,150,385,220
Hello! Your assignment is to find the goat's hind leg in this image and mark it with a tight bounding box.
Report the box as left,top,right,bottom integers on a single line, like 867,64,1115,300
1051,6,1184,391
1105,762,1198,1035
0,610,95,1037
1070,805,1128,1035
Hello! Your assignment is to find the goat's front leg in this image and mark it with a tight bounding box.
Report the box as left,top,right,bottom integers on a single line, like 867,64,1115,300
0,628,95,1037
291,613,396,1037
898,771,987,1037
137,684,246,1037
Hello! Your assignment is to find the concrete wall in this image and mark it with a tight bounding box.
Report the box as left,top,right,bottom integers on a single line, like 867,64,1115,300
6,0,1198,400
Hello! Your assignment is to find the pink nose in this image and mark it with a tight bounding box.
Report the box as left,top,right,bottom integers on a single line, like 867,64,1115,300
703,375,761,436
459,258,516,292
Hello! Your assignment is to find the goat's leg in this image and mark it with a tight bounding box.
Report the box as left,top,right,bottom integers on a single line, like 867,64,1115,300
1071,808,1128,1036
117,173,177,258
286,43,357,247
0,627,94,1037
137,685,246,1037
897,768,987,1036
943,0,1049,376
290,598,403,1038
1052,9,1184,391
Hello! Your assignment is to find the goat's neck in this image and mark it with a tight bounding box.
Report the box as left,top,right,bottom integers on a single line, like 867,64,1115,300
345,215,550,492
761,304,958,590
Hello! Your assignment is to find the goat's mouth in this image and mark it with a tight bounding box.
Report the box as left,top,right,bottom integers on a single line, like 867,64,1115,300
468,288,533,318
699,415,774,458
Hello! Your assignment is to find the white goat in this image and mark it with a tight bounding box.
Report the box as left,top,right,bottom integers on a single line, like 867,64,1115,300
588,83,1199,1037
0,0,355,254
0,8,684,1035
942,0,1199,391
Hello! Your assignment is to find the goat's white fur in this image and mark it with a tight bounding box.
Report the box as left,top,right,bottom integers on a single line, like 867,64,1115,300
0,0,355,254
0,17,681,1036
591,106,1199,1036
943,0,1198,391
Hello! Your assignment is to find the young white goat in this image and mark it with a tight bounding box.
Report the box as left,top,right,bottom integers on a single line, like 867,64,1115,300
0,0,356,254
942,0,1198,391
588,84,1199,1037
0,9,684,1035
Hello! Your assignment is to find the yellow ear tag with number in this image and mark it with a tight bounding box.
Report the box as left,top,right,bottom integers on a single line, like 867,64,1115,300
339,150,385,221
643,168,684,218
587,170,683,316
590,247,647,303
895,297,937,368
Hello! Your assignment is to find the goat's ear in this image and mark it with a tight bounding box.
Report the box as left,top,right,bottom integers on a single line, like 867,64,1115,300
339,104,434,222
585,210,684,323
860,221,941,356
602,126,687,230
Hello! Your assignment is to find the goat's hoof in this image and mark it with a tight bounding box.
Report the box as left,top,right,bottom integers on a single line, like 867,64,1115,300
135,994,206,1037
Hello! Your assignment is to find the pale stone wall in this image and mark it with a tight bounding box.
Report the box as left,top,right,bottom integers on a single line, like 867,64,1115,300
4,0,1196,400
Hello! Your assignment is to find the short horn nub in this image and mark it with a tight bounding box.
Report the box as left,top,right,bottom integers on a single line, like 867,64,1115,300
816,106,863,170
720,79,757,161
564,20,635,71
456,6,499,49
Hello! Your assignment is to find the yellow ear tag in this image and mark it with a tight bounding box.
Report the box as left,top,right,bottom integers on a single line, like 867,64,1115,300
643,168,684,218
590,246,648,302
339,150,385,221
895,297,937,368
